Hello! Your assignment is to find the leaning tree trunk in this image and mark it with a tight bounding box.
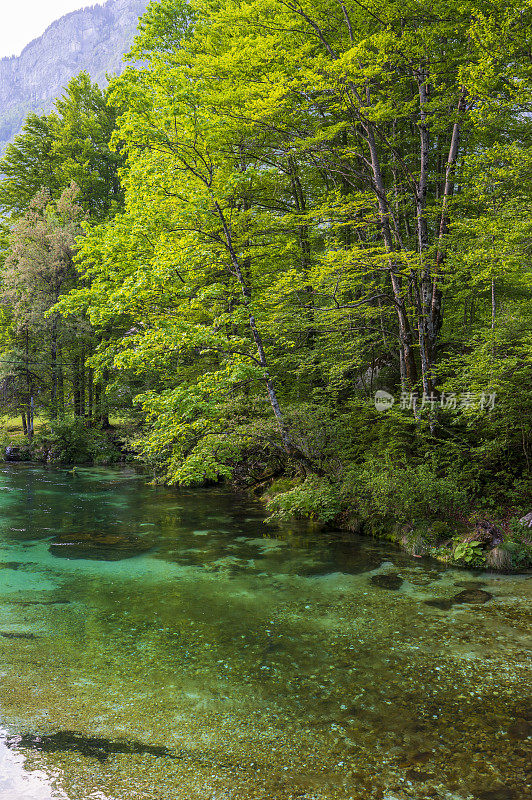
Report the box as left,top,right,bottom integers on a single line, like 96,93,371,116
214,201,310,466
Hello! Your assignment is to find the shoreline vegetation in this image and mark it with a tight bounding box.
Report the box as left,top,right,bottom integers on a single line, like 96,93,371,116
0,1,531,573
2,415,530,573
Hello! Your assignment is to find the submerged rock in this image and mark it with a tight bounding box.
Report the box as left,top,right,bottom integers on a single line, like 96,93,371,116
425,588,492,610
477,788,516,800
7,731,177,763
405,767,433,782
49,532,151,561
452,589,492,604
508,718,532,740
424,598,454,610
369,573,403,590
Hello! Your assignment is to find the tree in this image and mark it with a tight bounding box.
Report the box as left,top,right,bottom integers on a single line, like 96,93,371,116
3,185,85,420
0,73,125,223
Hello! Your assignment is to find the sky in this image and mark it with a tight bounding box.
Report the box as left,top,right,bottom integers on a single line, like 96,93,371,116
0,1,92,58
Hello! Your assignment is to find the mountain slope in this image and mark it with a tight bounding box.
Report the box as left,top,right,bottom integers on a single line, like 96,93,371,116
0,0,149,151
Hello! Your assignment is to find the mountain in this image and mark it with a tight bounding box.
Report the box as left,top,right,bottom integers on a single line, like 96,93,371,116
0,0,149,152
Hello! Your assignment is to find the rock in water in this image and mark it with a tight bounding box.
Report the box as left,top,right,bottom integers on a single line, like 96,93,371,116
425,587,493,610
452,589,493,604
476,788,516,800
453,580,486,588
424,598,454,610
508,718,532,740
369,573,403,590
49,532,151,561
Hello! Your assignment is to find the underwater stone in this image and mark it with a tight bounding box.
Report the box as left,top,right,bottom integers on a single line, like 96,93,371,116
452,589,492,604
477,788,516,800
405,768,433,781
49,532,151,561
424,598,454,610
369,573,403,590
345,705,359,717
425,588,492,610
508,718,532,740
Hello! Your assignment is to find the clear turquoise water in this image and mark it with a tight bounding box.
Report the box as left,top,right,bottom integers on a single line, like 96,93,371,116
0,464,529,800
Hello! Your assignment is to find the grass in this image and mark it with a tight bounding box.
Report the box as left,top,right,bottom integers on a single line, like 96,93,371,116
0,415,47,443
0,413,129,446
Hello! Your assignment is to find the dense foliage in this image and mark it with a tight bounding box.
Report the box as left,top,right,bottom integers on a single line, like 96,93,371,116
0,73,124,435
1,0,531,566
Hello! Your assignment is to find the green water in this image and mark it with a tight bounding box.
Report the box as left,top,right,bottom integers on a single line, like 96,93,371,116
0,465,529,800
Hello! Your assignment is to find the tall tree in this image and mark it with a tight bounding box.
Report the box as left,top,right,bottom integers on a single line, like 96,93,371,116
3,185,85,419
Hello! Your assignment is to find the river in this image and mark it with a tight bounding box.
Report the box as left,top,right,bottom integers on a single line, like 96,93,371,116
0,464,529,800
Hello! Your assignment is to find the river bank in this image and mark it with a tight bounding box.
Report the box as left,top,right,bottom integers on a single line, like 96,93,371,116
260,482,532,574
2,435,531,575
2,416,531,574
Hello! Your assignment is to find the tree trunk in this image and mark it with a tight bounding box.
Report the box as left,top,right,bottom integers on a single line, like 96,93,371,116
28,395,34,441
87,367,94,421
94,382,101,427
415,73,435,400
73,356,82,417
431,89,468,358
80,349,86,418
50,323,58,420
99,368,110,428
25,327,33,441
57,342,64,419
363,107,418,388
215,201,305,463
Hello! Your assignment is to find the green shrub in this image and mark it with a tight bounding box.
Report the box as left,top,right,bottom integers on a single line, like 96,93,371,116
265,477,343,524
500,516,532,568
499,540,532,568
31,418,121,465
342,455,468,523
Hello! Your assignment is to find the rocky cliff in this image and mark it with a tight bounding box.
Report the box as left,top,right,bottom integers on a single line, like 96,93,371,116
0,0,149,151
